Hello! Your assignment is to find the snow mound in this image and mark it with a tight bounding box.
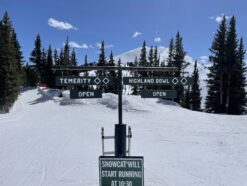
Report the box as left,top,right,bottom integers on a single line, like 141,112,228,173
39,88,180,112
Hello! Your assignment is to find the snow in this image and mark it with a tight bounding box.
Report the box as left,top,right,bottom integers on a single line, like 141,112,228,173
1,88,247,186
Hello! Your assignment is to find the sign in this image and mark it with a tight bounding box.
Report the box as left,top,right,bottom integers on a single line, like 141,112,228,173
141,90,177,98
70,90,102,99
55,76,112,86
99,156,144,186
123,77,193,86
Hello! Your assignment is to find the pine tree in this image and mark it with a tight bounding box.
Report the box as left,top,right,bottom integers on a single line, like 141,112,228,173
97,41,108,91
54,49,59,66
0,12,21,112
190,60,202,111
63,37,70,66
23,63,38,87
30,34,42,82
205,17,227,113
206,16,246,114
84,55,89,77
97,41,107,76
108,51,117,93
131,56,139,95
183,86,191,109
174,32,188,77
11,24,25,86
234,38,247,114
139,41,148,68
70,48,78,76
148,46,154,66
173,32,189,105
167,38,175,68
225,18,246,114
71,48,77,66
154,46,159,67
40,48,47,84
46,45,54,87
59,49,64,67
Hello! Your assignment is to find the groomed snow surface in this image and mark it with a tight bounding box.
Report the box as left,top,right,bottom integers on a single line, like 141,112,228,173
0,88,247,186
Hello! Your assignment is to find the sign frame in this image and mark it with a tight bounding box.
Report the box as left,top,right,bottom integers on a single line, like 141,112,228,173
141,90,177,98
70,90,102,99
99,156,144,186
123,76,193,86
55,76,113,86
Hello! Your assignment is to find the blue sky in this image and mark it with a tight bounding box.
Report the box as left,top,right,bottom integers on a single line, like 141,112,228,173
0,0,246,64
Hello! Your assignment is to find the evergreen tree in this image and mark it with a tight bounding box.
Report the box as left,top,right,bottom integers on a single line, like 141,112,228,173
139,41,148,91
173,32,189,105
108,51,117,93
54,49,59,66
167,38,175,68
11,24,25,86
97,41,107,76
234,37,247,114
183,86,191,109
131,56,140,95
148,46,154,79
190,60,202,111
71,48,77,66
12,31,23,70
174,32,188,77
63,37,70,66
46,45,54,87
84,55,89,77
70,48,78,76
40,48,47,84
206,16,246,114
0,12,21,112
148,46,154,67
205,16,228,113
30,34,42,82
154,46,160,67
23,63,38,87
97,41,108,91
225,18,246,114
59,49,64,67
139,41,148,68
166,38,175,77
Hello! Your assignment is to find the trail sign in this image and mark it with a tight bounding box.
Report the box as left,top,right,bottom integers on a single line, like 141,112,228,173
55,76,112,86
123,76,193,86
70,90,102,99
141,90,177,98
99,156,144,186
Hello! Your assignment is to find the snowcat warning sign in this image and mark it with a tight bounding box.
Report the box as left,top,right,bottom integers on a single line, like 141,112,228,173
99,157,144,186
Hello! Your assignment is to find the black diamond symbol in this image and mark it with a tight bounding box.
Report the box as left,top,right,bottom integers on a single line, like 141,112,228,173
172,78,179,85
94,78,101,84
103,78,110,84
181,77,187,85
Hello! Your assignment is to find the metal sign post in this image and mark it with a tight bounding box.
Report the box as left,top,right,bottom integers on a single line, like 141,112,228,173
52,65,192,186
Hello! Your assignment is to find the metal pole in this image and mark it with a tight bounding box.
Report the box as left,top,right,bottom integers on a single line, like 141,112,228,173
115,68,126,157
118,68,122,125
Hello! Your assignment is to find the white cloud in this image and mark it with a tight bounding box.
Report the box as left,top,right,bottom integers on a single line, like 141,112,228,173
210,14,231,23
154,37,162,43
69,41,89,49
48,18,77,30
96,42,114,49
132,31,142,38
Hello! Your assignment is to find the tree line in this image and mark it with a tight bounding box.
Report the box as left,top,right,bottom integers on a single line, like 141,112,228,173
0,12,246,114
